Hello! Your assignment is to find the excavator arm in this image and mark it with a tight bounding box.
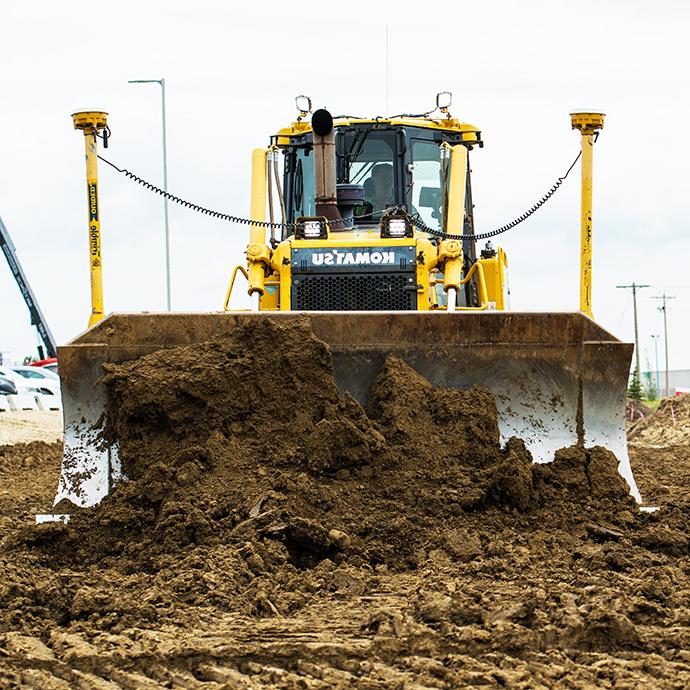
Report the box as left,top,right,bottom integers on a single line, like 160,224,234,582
0,216,57,360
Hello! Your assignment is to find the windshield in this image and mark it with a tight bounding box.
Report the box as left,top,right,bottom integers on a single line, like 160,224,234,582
283,127,465,232
340,129,398,224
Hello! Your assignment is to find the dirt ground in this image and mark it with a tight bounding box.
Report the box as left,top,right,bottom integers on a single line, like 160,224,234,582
0,411,62,445
0,321,688,689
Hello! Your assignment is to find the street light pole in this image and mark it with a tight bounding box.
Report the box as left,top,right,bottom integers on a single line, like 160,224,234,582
128,78,171,311
652,294,676,397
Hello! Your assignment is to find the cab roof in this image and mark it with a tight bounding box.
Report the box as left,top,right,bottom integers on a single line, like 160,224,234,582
275,116,482,147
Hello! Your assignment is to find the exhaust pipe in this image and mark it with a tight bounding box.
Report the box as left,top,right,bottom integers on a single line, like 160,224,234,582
311,109,343,225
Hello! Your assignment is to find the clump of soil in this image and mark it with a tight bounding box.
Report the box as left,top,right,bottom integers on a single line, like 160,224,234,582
629,394,690,446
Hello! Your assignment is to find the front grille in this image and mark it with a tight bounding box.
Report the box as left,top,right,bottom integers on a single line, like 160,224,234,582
292,273,416,311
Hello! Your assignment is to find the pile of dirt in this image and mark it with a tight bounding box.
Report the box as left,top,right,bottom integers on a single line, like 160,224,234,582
629,394,690,446
0,319,689,688
28,320,636,578
626,397,653,426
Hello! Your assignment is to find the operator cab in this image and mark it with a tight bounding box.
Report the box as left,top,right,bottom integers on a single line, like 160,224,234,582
277,120,482,263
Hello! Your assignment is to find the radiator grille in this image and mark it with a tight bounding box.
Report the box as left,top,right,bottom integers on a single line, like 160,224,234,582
292,273,416,311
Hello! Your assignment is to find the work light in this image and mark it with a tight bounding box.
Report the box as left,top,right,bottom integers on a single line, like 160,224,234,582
388,219,407,238
380,212,413,239
295,217,328,240
436,91,452,111
304,221,322,238
295,95,312,116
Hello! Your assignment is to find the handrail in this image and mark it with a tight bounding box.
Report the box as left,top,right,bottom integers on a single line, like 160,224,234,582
223,265,250,311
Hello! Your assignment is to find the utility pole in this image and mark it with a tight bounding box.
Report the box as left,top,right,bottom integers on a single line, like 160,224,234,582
652,294,675,397
651,334,661,397
616,282,650,377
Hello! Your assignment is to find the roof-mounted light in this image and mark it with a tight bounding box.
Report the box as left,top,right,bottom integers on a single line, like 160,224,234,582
295,95,312,120
436,91,452,112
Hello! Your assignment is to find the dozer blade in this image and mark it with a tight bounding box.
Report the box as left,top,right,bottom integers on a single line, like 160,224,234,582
54,311,639,508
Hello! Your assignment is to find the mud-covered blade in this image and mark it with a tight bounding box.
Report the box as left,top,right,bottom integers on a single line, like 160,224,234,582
54,311,638,508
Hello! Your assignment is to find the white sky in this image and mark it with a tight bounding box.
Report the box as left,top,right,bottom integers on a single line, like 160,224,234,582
1,0,688,373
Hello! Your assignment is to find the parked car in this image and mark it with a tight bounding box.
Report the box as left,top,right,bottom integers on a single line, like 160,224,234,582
30,357,58,375
0,366,48,396
0,375,17,395
11,366,60,396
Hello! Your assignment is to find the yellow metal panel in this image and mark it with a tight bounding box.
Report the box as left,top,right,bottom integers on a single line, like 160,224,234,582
259,275,280,310
477,247,509,311
415,237,437,310
446,146,468,236
291,235,416,250
249,148,267,246
269,242,292,311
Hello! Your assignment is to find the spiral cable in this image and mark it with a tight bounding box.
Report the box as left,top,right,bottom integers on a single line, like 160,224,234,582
98,148,582,241
411,149,582,241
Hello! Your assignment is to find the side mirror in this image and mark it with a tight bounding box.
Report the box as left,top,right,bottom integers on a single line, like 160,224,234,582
419,186,441,208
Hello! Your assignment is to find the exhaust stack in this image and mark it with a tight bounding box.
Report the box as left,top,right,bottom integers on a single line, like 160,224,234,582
311,109,343,225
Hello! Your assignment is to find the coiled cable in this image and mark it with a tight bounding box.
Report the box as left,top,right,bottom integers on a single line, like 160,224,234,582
98,148,582,241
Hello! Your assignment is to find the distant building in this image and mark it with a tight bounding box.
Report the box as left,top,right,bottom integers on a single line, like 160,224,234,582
644,369,690,397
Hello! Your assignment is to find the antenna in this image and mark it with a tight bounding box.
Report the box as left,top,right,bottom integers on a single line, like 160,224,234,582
385,25,390,115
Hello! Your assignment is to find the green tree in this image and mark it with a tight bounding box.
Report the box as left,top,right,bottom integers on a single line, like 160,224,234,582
643,359,658,401
628,366,643,401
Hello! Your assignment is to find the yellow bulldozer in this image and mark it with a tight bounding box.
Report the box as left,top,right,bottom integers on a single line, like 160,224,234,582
51,94,639,514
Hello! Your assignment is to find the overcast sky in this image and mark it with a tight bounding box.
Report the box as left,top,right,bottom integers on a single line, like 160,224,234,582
1,0,688,376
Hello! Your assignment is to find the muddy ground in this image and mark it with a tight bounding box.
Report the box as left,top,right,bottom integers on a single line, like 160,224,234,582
0,321,688,689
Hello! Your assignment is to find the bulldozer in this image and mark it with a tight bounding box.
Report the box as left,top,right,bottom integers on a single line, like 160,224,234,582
51,95,640,513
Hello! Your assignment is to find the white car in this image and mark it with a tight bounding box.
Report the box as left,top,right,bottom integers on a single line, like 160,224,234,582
0,366,58,397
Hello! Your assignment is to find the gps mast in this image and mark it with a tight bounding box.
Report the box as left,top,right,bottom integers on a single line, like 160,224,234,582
0,216,57,360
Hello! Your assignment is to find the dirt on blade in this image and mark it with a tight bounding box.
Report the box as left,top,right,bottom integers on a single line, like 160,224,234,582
1,319,689,689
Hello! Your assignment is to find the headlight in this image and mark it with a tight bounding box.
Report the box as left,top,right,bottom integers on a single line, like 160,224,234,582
304,221,323,238
380,211,413,239
295,217,328,240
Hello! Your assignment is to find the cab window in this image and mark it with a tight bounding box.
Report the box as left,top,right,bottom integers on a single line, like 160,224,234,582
292,147,315,219
411,139,447,231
